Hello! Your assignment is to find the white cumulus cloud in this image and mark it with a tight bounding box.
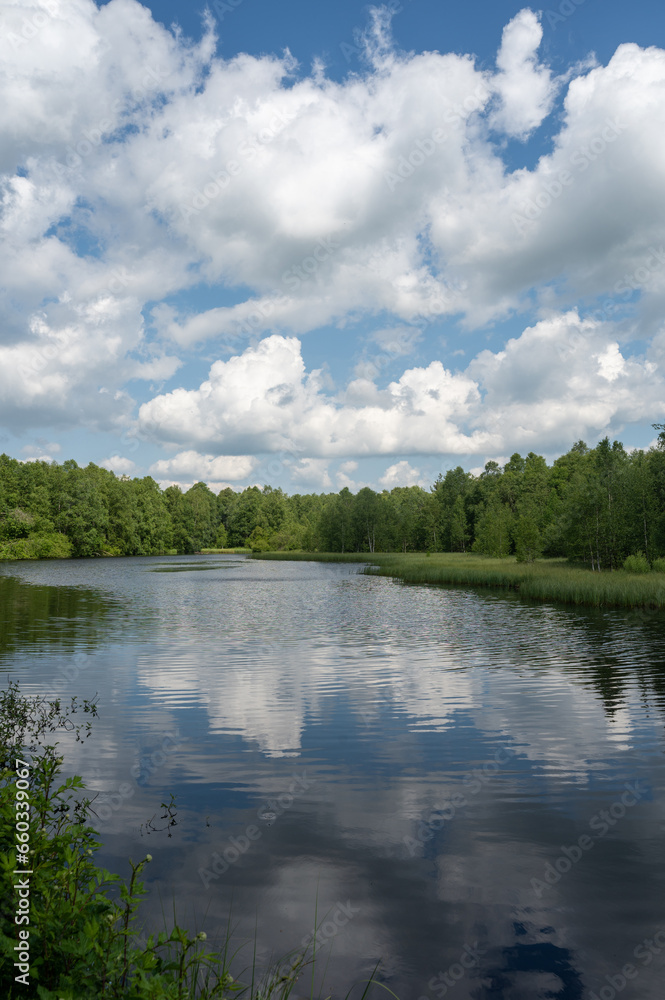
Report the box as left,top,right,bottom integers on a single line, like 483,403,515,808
2,1,665,466
149,450,257,483
139,316,665,463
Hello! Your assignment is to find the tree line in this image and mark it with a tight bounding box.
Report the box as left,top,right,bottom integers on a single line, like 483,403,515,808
1,429,665,568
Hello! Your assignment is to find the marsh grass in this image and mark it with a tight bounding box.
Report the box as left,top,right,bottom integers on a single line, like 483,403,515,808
199,548,252,555
253,552,665,609
255,553,374,564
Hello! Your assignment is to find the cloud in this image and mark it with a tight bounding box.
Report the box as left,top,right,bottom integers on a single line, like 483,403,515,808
148,450,257,482
490,8,557,138
370,325,423,357
287,458,333,490
21,440,61,456
2,0,665,460
138,334,489,456
22,453,56,464
101,455,138,475
354,325,423,379
378,461,423,489
466,310,664,450
139,317,665,462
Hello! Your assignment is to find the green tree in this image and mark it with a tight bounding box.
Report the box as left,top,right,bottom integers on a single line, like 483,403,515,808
184,482,217,551
226,487,267,546
351,487,384,552
431,466,472,551
262,486,287,533
163,485,194,554
449,495,469,553
513,512,543,562
317,489,353,551
53,464,109,557
472,499,513,557
133,477,173,554
214,523,229,548
247,524,271,552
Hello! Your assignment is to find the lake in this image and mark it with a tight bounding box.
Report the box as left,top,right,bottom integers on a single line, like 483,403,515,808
1,553,664,999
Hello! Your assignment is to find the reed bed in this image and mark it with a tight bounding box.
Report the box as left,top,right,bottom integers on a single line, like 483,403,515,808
199,547,252,554
254,552,665,609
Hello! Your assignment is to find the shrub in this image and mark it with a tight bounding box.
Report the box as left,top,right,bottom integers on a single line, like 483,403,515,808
0,533,72,561
246,526,271,552
622,552,650,574
652,558,665,574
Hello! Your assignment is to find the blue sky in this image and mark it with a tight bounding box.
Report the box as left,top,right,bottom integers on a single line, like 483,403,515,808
135,0,662,86
2,0,665,493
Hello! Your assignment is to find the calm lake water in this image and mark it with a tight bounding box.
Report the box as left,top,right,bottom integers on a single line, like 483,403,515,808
1,554,665,999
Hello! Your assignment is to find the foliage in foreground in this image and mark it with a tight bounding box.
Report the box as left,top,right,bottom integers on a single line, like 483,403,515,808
0,682,377,1000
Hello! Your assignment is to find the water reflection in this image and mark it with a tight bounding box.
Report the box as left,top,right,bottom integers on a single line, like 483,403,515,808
1,555,665,999
477,939,584,999
0,572,122,662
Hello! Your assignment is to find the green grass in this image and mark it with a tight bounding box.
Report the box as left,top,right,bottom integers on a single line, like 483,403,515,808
253,551,665,609
255,551,374,563
199,547,252,555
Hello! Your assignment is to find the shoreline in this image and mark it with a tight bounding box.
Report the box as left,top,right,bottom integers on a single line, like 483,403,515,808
2,547,664,609
252,551,665,610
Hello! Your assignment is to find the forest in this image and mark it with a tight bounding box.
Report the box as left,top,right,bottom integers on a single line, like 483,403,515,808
1,430,665,570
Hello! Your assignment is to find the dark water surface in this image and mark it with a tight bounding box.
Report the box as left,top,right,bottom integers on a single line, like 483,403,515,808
1,554,665,999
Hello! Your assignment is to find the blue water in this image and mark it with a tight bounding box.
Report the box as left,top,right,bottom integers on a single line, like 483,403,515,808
1,554,665,999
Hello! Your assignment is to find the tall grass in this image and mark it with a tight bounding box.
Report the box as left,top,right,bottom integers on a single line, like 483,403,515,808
256,552,373,563
199,547,251,555
253,551,665,609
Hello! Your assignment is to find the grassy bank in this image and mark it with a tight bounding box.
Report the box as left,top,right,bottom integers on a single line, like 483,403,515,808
199,547,251,555
253,551,665,609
